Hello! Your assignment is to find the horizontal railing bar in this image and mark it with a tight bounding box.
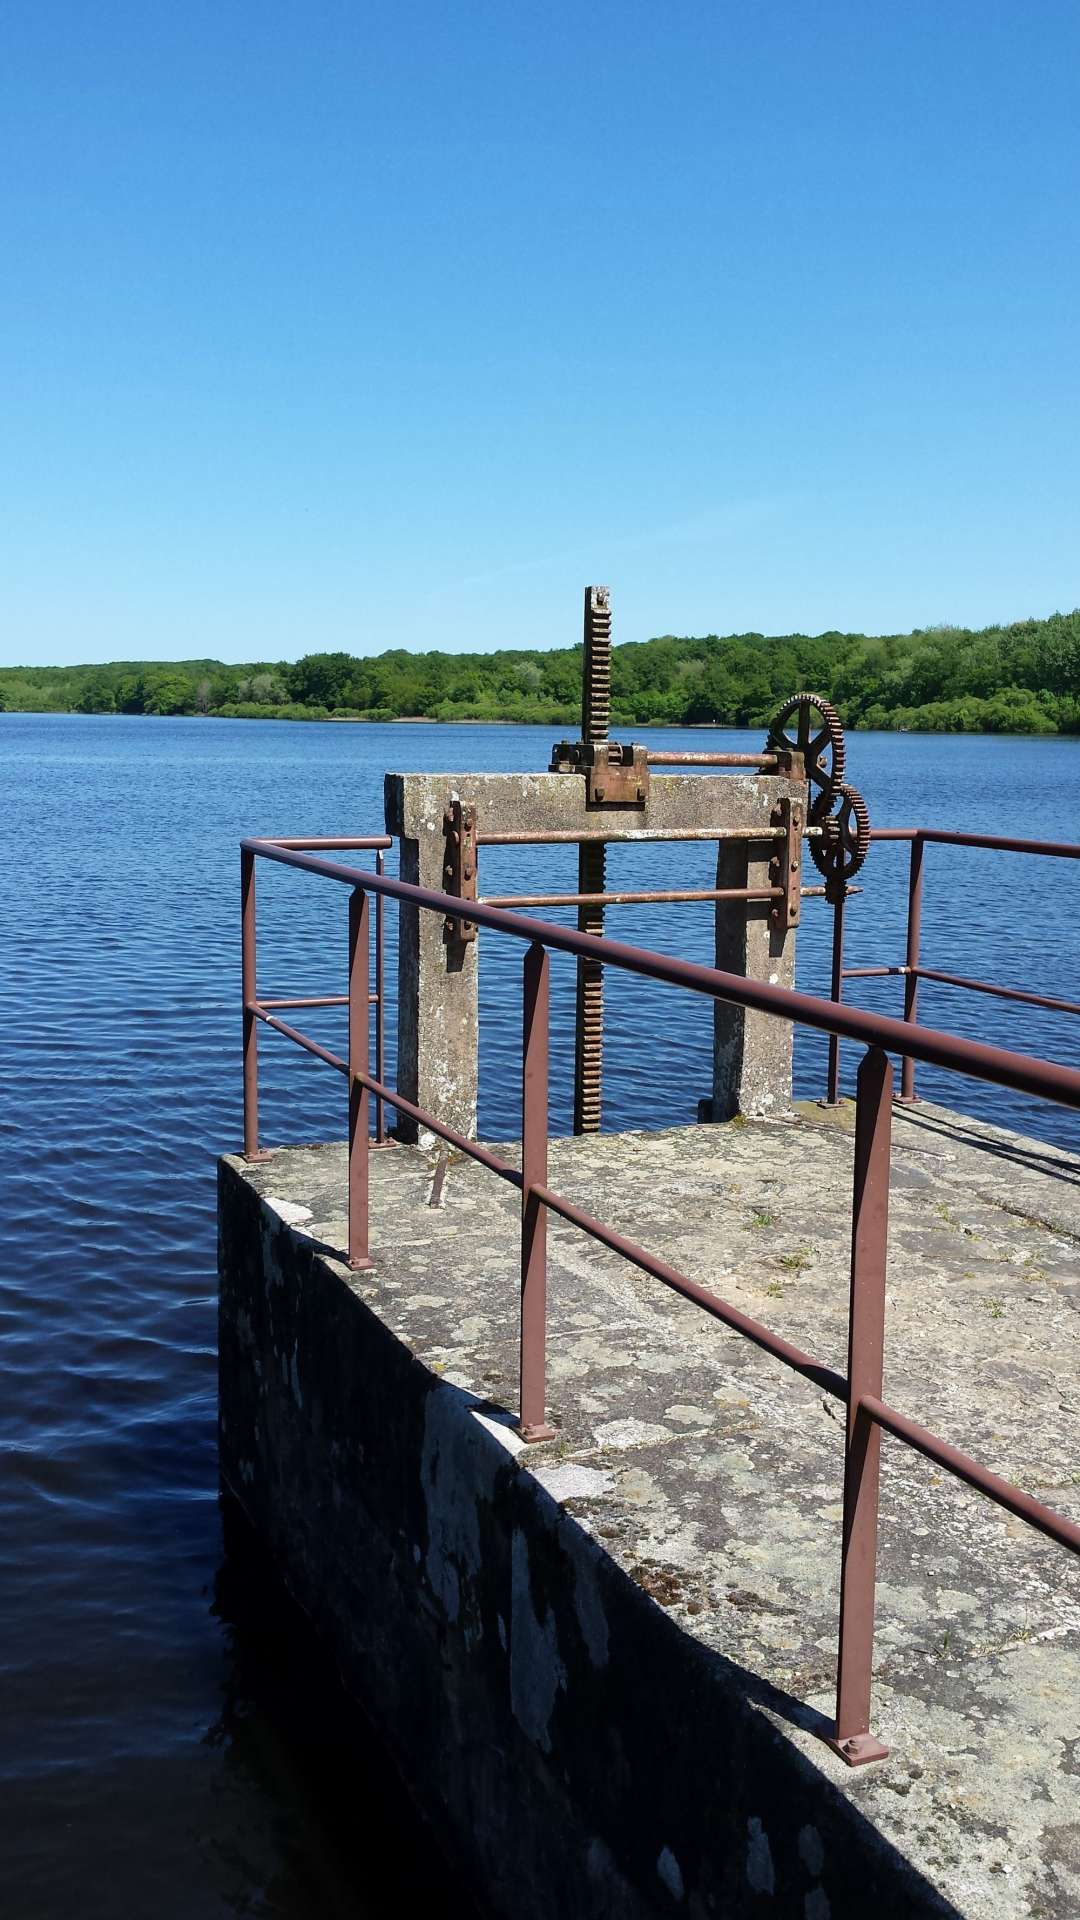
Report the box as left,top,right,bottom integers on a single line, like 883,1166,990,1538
839,963,1080,1018
241,839,1080,1110
645,751,780,767
532,1181,847,1400
476,825,790,845
871,827,1080,860
249,1006,350,1074
262,835,394,851
861,1394,1080,1555
479,884,851,910
348,1065,523,1187
479,886,782,909
913,967,1080,1020
252,1005,521,1185
257,994,374,1010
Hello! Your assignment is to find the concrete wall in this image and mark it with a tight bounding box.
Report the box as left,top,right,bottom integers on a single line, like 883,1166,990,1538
219,1158,957,1920
385,770,799,1140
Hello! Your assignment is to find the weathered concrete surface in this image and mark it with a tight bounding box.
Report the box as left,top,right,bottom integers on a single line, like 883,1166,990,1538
219,1101,1080,1919
385,770,799,1139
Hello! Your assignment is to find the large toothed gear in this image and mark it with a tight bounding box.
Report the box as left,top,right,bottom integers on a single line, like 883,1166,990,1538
766,692,845,823
809,782,871,887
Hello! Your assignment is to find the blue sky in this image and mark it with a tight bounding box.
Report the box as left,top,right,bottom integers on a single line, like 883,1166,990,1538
2,1,1077,666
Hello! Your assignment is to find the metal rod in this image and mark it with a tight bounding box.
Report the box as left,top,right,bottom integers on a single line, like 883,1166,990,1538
824,892,846,1106
476,826,789,846
348,1064,521,1186
532,1181,846,1399
912,967,1080,1021
573,842,605,1133
348,889,373,1271
860,1395,1080,1555
241,840,1080,1111
258,994,353,1010
241,848,266,1161
833,1047,894,1766
872,827,1080,860
249,1004,349,1072
520,944,555,1440
480,886,782,909
899,836,925,1102
375,849,386,1144
262,835,394,851
645,751,780,767
840,963,1080,1018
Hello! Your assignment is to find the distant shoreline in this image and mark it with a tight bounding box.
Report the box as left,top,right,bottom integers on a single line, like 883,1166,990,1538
2,707,1076,742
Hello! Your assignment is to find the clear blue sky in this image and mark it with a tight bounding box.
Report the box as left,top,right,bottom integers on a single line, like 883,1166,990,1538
2,1,1077,667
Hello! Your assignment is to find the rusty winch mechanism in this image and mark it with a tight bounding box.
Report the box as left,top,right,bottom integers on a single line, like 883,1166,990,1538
444,584,871,1130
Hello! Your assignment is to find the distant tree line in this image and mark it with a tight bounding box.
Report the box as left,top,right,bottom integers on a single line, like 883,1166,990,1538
2,609,1079,733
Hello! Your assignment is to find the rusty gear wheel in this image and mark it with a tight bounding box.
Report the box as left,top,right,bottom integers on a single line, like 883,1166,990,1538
766,692,845,823
809,782,871,889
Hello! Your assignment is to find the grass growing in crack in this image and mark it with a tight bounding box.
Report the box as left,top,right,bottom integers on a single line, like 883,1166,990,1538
778,1246,814,1274
746,1208,777,1230
987,1297,1005,1320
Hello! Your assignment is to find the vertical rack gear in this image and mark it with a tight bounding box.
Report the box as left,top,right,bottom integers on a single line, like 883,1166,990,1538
573,585,611,1133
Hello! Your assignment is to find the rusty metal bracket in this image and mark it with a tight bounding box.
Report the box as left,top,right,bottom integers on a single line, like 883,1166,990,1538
548,739,650,807
442,799,477,945
769,748,806,784
769,795,804,930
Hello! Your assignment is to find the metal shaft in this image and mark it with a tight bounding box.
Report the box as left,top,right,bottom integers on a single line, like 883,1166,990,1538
574,586,611,1133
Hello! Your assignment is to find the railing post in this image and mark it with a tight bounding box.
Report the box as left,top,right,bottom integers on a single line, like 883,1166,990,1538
898,835,924,1103
831,1045,893,1767
520,941,555,1442
348,887,374,1271
822,889,846,1107
241,848,269,1162
374,849,386,1144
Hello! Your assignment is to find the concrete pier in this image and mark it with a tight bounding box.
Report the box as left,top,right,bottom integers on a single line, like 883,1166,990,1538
218,1103,1080,1919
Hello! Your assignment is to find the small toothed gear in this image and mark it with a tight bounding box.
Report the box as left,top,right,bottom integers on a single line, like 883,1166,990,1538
809,782,871,891
766,692,845,822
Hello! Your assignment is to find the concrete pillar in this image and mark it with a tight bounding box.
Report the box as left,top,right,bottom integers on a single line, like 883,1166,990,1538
385,770,799,1141
712,833,793,1120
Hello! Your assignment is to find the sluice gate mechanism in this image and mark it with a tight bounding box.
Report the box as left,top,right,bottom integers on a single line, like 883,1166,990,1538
438,584,872,1131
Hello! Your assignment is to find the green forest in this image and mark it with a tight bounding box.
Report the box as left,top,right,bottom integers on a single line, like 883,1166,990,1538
2,608,1079,734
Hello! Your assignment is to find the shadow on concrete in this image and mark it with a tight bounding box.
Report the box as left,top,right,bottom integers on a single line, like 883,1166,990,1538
896,1102,1080,1191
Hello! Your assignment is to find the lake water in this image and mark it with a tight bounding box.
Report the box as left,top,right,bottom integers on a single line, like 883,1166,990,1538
2,712,1078,1917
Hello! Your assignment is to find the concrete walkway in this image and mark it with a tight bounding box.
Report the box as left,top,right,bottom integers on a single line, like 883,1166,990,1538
233,1101,1080,1918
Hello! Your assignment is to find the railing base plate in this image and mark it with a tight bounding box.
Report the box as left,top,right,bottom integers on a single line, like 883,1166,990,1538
243,1149,273,1164
519,1422,556,1444
825,1731,890,1768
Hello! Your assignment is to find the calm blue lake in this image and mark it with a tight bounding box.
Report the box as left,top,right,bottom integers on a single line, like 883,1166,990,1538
2,712,1078,1917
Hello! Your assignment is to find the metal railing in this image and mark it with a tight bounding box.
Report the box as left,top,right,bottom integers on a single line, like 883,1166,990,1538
239,831,1080,1770
823,828,1080,1105
241,837,393,1151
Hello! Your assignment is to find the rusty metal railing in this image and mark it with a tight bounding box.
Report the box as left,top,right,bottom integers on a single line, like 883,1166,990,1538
241,836,393,1154
238,831,1080,1770
823,827,1080,1106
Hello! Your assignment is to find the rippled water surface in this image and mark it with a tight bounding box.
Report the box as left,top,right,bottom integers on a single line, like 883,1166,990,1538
2,713,1078,1916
